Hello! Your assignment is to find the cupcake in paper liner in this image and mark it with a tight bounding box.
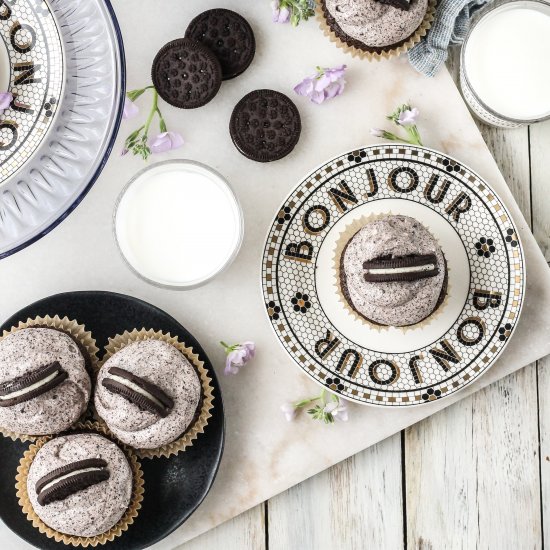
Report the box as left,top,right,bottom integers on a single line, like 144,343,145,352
334,213,449,332
0,316,99,442
15,421,144,546
94,329,214,459
318,0,436,61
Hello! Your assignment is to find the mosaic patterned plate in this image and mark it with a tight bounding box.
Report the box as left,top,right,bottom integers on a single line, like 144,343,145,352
261,145,525,407
0,0,125,259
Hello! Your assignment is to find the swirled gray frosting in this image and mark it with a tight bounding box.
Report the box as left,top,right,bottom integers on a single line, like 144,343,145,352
341,215,446,326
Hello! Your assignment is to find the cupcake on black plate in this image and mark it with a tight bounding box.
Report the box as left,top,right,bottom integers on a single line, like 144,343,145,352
0,325,93,438
94,331,213,458
340,215,447,327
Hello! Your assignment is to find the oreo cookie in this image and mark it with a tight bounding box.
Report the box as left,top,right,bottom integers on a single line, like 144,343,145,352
230,89,301,162
375,0,411,10
0,361,67,407
363,253,439,283
35,458,110,506
102,367,174,418
151,37,222,109
185,9,255,80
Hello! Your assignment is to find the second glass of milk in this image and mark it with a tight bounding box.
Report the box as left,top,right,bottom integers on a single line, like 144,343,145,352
460,0,550,127
114,160,244,289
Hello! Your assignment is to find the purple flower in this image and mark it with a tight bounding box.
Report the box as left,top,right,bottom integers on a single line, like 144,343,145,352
397,107,419,126
324,400,349,422
370,128,384,137
271,0,291,23
222,341,256,375
280,402,297,421
149,131,184,154
120,148,129,157
123,98,139,119
294,65,346,104
0,92,13,111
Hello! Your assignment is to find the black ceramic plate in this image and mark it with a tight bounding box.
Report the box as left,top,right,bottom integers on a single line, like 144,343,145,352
0,291,224,549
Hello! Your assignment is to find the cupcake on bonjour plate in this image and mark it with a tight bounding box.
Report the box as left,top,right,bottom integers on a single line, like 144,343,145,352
319,0,436,60
340,215,448,327
16,424,143,546
94,330,214,458
0,318,97,440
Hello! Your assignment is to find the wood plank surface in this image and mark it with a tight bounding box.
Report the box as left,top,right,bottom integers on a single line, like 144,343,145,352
179,51,548,550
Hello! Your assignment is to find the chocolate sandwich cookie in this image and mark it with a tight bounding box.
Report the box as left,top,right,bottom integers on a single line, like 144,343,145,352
230,89,301,162
0,361,67,407
185,9,256,80
26,433,133,538
94,339,202,450
363,253,439,282
35,458,110,506
340,215,447,327
151,37,222,109
102,366,174,418
0,328,91,436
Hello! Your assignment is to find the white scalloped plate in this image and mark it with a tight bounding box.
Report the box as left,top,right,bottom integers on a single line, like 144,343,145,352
261,145,525,407
0,0,125,258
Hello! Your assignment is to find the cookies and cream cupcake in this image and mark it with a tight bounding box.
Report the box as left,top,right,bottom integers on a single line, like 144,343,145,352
0,327,92,437
26,433,133,538
320,0,435,59
95,337,208,455
340,215,447,326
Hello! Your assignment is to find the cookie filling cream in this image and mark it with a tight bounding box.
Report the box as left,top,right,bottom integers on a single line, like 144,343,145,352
366,263,435,275
0,362,68,407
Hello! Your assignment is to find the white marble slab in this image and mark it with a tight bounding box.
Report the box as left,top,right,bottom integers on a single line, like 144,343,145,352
1,0,549,548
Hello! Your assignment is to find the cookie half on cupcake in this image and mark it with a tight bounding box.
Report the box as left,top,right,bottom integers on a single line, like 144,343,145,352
340,215,447,327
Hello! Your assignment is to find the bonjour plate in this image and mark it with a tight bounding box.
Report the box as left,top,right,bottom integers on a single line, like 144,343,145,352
261,145,525,407
0,291,224,549
0,0,125,259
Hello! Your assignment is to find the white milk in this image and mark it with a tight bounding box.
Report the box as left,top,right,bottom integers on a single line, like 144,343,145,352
464,1,550,121
115,161,243,288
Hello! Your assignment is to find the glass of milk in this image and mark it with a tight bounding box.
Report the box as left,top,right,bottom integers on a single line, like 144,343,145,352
114,160,244,289
460,0,550,128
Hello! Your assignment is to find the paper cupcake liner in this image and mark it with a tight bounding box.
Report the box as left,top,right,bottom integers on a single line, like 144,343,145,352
317,0,436,61
0,315,100,443
333,212,450,332
15,421,144,547
97,328,214,459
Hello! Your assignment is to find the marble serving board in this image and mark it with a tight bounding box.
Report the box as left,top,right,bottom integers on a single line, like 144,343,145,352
1,1,550,548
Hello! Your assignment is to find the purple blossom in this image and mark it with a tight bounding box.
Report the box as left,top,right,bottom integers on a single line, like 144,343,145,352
0,92,13,111
123,98,139,119
324,400,349,422
223,341,256,375
370,128,384,137
397,107,419,126
149,131,184,154
280,402,297,421
294,65,347,104
271,0,291,23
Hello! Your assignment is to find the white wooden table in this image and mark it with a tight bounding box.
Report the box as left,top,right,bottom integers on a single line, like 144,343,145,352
179,51,550,550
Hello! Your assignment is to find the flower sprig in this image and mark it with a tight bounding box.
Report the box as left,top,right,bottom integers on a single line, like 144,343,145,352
122,86,183,160
271,0,316,26
281,389,349,424
221,341,256,375
370,104,423,146
294,65,346,104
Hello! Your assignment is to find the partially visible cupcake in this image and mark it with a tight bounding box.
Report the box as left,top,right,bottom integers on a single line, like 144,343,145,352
320,0,434,59
94,337,206,455
340,215,447,326
0,327,92,437
25,433,134,539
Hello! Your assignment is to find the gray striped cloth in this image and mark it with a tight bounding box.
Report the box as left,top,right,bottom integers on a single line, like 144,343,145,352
408,0,489,77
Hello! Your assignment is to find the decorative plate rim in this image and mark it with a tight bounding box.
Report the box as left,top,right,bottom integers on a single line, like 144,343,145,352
0,0,126,261
260,144,526,407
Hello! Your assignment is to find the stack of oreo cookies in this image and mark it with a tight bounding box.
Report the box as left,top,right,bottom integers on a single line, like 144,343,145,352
151,8,302,163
